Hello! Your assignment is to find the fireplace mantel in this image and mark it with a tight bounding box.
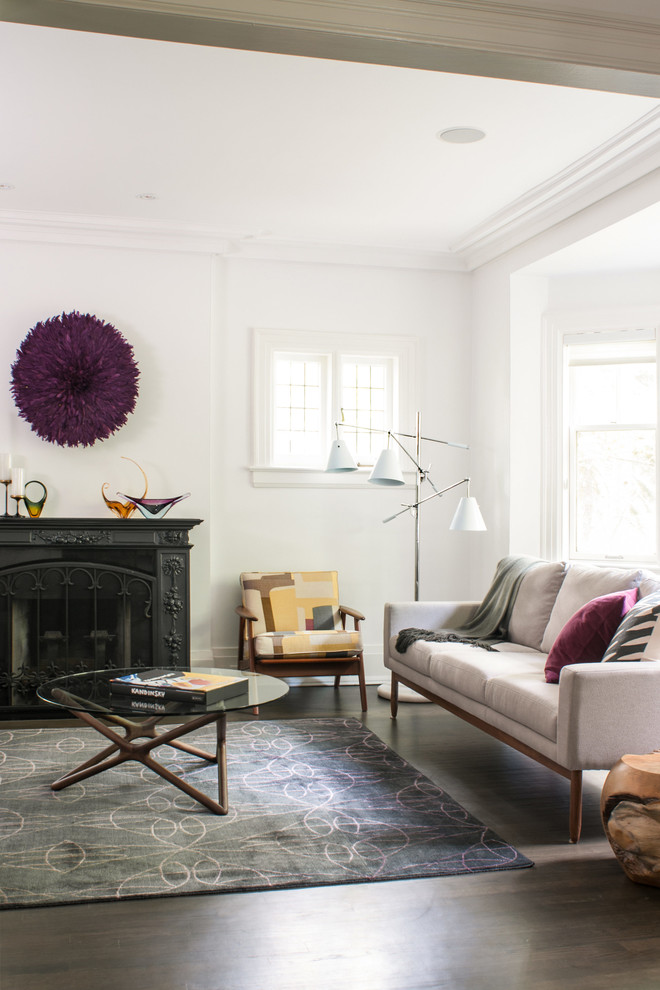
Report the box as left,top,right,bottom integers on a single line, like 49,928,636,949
0,517,202,718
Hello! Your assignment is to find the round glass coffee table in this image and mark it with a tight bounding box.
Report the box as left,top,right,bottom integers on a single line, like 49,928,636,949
37,667,289,815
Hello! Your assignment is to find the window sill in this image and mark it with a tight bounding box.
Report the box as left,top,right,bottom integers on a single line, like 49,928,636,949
250,466,415,489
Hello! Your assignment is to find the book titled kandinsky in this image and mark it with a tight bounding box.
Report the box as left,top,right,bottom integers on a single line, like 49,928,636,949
109,670,249,705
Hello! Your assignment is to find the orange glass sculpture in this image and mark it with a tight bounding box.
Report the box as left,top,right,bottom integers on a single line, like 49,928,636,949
102,458,148,518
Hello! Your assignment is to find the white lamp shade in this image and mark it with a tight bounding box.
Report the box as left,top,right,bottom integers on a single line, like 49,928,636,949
326,439,358,472
450,496,486,531
368,448,405,486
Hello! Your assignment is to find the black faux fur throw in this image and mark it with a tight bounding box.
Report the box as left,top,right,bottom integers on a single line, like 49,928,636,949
395,627,497,653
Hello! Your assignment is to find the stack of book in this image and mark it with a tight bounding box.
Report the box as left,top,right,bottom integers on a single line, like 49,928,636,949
109,670,249,708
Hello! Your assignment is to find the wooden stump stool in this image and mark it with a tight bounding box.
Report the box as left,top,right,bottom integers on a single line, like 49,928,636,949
601,752,660,887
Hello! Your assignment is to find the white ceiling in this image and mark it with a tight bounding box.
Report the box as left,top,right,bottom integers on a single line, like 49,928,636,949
1,20,659,269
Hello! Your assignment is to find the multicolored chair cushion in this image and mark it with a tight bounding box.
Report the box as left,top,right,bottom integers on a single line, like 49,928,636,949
240,571,363,659
254,629,362,659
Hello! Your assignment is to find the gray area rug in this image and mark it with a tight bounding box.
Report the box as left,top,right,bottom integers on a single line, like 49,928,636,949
0,718,532,908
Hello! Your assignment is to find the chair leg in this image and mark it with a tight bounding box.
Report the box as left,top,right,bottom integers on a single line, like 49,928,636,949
237,616,246,670
334,675,341,689
357,656,368,713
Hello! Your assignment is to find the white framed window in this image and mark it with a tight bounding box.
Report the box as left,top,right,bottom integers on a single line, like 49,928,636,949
543,311,659,564
272,352,329,466
252,329,417,487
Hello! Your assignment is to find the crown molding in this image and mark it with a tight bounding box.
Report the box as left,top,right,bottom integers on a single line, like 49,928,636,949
453,105,660,270
0,210,234,254
5,0,660,95
0,210,464,271
226,238,465,271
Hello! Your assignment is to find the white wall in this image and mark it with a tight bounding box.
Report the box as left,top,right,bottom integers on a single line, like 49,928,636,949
0,237,473,682
213,256,474,679
470,169,660,592
545,270,660,311
0,238,214,657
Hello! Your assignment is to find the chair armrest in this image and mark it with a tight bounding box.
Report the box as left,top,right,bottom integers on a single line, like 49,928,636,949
339,605,365,629
236,604,258,668
384,601,480,651
235,605,257,622
558,660,660,769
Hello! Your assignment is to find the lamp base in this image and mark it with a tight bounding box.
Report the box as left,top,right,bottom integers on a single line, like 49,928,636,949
377,682,431,703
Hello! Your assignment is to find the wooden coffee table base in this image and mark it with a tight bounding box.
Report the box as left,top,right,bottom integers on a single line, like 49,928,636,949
50,707,229,815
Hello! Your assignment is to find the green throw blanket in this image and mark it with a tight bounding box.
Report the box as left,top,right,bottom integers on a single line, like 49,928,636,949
395,554,540,653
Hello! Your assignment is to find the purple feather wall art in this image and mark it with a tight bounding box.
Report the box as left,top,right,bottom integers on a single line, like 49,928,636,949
10,311,140,447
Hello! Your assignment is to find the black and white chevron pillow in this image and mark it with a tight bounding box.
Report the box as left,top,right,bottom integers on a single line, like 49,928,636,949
602,591,660,663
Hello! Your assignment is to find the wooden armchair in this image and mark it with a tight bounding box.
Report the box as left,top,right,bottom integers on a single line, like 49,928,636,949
236,571,367,711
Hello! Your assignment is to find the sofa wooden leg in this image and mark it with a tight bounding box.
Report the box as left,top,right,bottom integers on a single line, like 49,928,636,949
390,673,399,719
569,770,583,843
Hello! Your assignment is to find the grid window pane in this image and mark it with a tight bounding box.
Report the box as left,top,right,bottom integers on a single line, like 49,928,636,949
290,408,305,432
357,364,371,387
273,356,324,463
341,360,390,462
370,366,385,389
275,407,291,431
342,364,357,388
258,330,410,475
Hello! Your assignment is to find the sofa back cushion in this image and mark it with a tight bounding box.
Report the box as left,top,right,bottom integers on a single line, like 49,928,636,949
507,560,567,650
544,588,638,683
602,591,660,662
638,570,660,598
540,564,644,653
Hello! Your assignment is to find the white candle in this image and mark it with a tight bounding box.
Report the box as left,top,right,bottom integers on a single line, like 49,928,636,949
10,468,24,497
0,453,10,481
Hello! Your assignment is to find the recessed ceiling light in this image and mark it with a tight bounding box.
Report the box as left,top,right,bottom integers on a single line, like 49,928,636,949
437,128,486,144
136,192,158,200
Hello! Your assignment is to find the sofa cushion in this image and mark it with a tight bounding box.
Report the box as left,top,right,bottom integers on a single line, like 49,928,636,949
544,588,638,683
399,642,545,705
508,560,567,650
540,564,644,653
638,570,660,598
484,673,559,742
602,592,660,663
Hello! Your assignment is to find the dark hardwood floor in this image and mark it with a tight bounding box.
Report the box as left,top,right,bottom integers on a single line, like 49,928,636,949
3,685,660,990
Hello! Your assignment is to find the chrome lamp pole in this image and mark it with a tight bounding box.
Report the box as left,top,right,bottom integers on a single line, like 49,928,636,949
326,411,485,601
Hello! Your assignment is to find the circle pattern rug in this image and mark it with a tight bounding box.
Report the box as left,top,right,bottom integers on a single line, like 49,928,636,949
0,718,532,908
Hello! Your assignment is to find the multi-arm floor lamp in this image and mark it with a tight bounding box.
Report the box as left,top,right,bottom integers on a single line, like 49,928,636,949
326,412,486,601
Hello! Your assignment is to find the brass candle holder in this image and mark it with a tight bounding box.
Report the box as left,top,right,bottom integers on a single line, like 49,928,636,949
10,495,24,518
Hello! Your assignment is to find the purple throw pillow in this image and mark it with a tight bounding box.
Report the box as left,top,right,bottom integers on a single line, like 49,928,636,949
544,588,639,684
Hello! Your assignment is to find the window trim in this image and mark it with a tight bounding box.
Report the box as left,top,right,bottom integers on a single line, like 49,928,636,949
251,328,418,487
541,306,660,566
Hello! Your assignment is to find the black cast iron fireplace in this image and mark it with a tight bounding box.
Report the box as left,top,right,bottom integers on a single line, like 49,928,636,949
0,517,202,718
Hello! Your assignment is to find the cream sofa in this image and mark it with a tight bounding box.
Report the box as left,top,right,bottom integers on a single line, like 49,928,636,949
384,559,660,842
